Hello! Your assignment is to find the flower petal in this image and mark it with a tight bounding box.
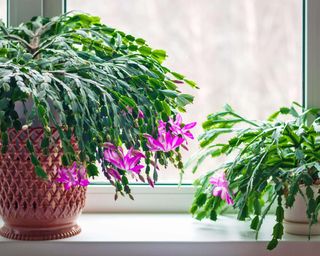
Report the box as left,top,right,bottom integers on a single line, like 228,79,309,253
183,122,197,130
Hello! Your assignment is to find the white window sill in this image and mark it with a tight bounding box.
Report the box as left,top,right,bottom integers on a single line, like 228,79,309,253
1,214,319,256
84,185,194,213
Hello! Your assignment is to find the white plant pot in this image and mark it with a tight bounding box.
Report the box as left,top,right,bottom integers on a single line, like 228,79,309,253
284,185,320,235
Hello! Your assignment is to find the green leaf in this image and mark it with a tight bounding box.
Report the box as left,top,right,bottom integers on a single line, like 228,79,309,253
190,204,198,215
86,163,99,177
31,154,40,165
267,238,278,250
280,107,290,114
135,38,146,45
151,49,166,63
195,193,207,207
306,186,314,199
13,120,22,130
37,104,48,125
155,100,163,112
126,34,135,41
254,197,261,215
122,176,129,186
210,210,217,221
171,72,185,80
224,104,233,112
162,101,171,116
237,204,248,220
41,137,50,149
138,46,152,55
62,155,69,166
35,166,48,179
195,211,207,221
0,98,9,110
184,79,197,88
302,173,313,186
176,94,194,107
295,149,304,160
26,140,34,153
307,198,316,215
272,223,284,239
120,96,136,107
276,206,284,222
250,215,259,230
160,89,178,98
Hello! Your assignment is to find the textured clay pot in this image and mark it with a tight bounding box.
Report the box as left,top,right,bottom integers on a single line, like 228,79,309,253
284,185,320,235
0,128,87,240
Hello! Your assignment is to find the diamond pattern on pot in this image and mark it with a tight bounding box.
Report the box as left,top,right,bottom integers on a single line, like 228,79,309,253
0,128,86,221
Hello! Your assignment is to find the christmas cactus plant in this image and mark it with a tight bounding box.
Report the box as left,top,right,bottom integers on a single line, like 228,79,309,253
188,103,320,250
0,12,197,198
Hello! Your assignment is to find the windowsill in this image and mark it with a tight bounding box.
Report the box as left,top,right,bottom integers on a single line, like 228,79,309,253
1,214,320,256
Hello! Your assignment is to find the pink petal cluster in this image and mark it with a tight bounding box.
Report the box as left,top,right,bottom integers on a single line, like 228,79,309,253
169,114,197,141
145,132,185,152
107,167,122,181
145,114,196,152
138,109,145,119
104,143,145,174
210,172,234,205
56,162,90,190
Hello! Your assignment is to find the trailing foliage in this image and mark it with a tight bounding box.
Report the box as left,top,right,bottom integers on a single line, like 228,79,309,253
187,103,320,249
0,12,196,197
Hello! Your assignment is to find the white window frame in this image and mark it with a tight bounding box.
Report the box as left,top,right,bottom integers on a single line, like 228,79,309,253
303,0,320,109
5,0,317,213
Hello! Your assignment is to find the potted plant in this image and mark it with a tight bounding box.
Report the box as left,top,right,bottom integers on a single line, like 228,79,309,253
0,12,197,240
188,103,320,250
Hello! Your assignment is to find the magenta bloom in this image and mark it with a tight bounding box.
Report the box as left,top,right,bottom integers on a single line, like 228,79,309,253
107,168,122,181
56,162,89,190
78,166,90,187
210,172,233,205
169,114,197,140
104,144,145,174
144,132,185,152
145,114,196,152
138,109,145,119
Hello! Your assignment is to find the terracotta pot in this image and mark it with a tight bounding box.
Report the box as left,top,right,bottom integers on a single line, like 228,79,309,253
284,185,320,235
0,128,87,240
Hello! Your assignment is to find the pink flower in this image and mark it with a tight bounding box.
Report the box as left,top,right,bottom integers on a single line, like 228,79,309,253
107,168,122,181
158,119,167,134
144,132,185,152
147,176,155,188
138,109,145,119
169,114,197,140
104,144,146,174
56,162,89,190
145,114,196,152
78,166,90,187
210,172,233,205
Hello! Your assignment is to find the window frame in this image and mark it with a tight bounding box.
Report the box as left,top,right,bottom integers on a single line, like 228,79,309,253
5,0,314,213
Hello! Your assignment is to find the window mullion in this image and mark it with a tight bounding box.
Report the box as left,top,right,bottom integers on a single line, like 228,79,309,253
303,0,320,109
43,0,65,18
8,0,64,26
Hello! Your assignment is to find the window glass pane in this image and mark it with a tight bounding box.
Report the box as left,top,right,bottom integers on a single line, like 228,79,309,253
67,0,302,183
0,0,6,25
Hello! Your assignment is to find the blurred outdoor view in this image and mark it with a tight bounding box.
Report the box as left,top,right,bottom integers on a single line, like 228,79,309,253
69,0,302,183
0,1,302,183
0,0,6,24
